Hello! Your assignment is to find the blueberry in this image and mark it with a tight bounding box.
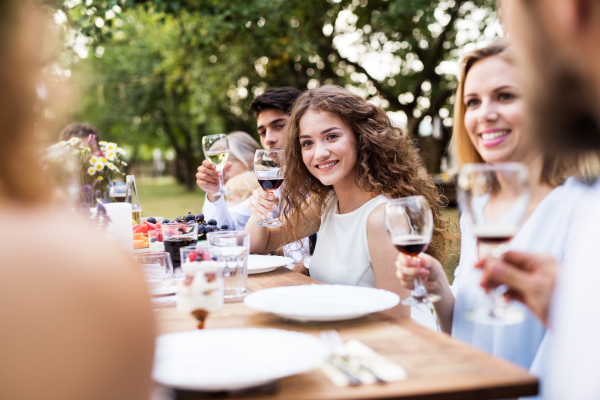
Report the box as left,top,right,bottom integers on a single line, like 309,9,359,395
207,219,217,226
205,226,214,233
186,213,195,221
221,224,229,230
162,219,171,224
212,256,217,261
198,225,206,234
195,213,204,222
150,237,157,243
146,217,156,224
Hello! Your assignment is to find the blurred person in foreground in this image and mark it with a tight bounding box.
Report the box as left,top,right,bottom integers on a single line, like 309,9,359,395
395,40,596,395
475,0,600,398
0,2,155,400
198,131,260,228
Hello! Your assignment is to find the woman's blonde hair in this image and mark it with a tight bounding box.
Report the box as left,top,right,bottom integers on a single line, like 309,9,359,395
227,131,260,170
225,171,259,201
280,85,452,265
453,39,600,186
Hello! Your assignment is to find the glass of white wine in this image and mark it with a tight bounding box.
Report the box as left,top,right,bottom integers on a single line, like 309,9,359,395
202,134,233,196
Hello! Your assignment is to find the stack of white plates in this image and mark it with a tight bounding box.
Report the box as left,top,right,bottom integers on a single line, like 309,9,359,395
244,284,400,322
153,328,329,391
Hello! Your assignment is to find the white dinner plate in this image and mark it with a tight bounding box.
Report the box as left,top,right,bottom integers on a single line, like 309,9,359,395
150,285,177,297
247,255,294,274
153,328,329,391
244,284,400,322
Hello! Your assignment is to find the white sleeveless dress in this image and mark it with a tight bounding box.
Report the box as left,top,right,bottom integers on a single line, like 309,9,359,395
310,192,438,330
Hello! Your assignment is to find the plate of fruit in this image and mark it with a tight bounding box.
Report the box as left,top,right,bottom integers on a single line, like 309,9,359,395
161,213,229,241
133,217,163,252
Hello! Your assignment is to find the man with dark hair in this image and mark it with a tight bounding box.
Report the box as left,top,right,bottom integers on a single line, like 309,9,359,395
59,123,100,148
196,87,309,262
477,1,600,398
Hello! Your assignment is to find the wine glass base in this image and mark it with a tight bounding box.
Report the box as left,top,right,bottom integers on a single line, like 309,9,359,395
465,306,525,326
214,189,234,196
401,293,441,305
254,220,283,227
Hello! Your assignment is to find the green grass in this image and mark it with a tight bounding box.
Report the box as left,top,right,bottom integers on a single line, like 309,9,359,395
137,177,206,220
136,178,462,282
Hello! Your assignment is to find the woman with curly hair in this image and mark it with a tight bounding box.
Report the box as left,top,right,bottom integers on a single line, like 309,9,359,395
245,85,451,329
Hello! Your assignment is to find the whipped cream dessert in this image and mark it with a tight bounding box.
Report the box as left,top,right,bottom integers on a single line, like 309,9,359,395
149,240,165,253
177,256,223,328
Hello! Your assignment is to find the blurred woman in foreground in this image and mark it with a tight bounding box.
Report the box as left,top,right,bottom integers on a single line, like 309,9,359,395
0,2,154,400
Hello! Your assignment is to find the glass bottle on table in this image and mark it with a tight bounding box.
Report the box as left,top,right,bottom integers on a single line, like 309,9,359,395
457,162,531,325
202,134,233,196
125,175,142,224
254,149,286,227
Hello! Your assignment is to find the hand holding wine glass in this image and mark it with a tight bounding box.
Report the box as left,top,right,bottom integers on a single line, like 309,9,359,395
385,196,440,305
457,162,531,325
202,134,233,196
253,149,285,227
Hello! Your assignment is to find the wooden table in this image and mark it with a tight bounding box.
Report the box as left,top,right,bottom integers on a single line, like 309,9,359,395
156,268,538,399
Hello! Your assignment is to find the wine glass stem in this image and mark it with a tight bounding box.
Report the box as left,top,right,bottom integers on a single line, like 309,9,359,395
412,255,428,297
218,170,226,191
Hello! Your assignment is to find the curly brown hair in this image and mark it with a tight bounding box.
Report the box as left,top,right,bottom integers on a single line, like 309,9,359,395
280,85,453,265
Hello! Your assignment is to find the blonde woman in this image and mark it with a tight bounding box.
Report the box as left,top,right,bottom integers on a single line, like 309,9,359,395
395,40,597,392
0,2,154,400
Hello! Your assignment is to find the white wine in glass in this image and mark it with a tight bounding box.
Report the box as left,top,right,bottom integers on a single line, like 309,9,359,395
457,162,531,325
202,134,233,196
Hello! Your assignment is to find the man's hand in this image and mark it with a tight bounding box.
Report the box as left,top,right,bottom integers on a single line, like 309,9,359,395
477,251,558,326
196,160,232,201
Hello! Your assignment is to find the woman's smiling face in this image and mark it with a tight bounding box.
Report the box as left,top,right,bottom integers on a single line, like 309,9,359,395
463,55,531,164
298,109,357,188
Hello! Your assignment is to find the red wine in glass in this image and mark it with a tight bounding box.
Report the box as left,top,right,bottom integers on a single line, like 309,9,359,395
393,235,430,257
258,177,284,193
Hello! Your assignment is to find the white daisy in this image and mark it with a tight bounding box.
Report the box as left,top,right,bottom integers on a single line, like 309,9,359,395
95,164,104,171
90,156,99,164
121,161,128,166
117,148,127,155
107,162,116,170
106,151,116,161
68,137,80,145
99,141,107,145
106,143,117,151
99,157,108,164
87,167,96,175
57,141,67,147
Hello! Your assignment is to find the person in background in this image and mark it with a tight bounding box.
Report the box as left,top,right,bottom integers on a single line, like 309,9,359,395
200,131,260,226
225,170,260,207
197,87,311,264
395,40,596,396
475,0,600,398
59,122,100,149
0,2,155,400
246,85,450,329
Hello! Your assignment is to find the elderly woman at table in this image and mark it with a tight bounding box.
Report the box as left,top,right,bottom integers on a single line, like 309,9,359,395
0,3,155,400
245,85,452,330
395,40,598,397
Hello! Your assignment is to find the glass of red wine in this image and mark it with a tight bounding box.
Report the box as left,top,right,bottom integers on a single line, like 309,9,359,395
457,162,530,325
385,196,440,305
254,149,285,227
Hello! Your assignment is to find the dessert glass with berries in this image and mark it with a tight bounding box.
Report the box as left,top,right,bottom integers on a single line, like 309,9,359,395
177,245,224,329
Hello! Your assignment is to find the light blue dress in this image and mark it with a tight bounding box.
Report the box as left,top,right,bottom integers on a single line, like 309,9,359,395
451,177,586,398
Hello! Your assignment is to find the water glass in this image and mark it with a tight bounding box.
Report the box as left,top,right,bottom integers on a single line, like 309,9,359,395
134,252,174,295
207,231,249,299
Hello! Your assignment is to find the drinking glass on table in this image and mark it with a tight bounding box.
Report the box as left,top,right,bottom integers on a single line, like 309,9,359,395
162,222,198,267
177,245,223,329
207,231,249,300
134,252,174,296
385,196,440,305
457,162,530,325
254,149,286,227
202,133,233,196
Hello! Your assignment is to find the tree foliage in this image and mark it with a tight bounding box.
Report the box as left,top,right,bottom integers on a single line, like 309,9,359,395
60,0,498,189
